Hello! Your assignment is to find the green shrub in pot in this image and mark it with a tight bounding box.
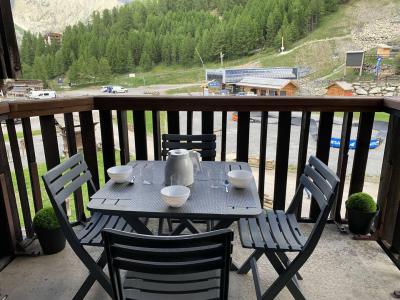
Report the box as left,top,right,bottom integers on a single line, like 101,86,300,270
346,192,378,235
33,207,66,254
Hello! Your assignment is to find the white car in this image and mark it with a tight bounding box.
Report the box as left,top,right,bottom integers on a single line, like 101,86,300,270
112,86,128,93
28,90,57,99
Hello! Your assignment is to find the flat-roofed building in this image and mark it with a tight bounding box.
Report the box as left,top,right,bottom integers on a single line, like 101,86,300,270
236,77,298,96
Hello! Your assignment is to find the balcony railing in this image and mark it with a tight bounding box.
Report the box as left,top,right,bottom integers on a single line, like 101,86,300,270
0,95,400,269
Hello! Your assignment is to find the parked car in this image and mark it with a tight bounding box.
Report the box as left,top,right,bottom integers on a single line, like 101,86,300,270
112,86,128,93
28,90,57,99
101,85,113,93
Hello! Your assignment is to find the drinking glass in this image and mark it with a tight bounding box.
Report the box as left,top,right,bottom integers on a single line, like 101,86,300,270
141,164,153,185
207,167,224,189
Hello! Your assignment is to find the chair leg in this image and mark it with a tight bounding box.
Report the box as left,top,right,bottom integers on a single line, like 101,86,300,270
263,252,306,300
276,252,303,280
158,218,164,235
73,274,96,300
250,256,263,300
167,218,173,232
237,249,264,274
73,251,112,299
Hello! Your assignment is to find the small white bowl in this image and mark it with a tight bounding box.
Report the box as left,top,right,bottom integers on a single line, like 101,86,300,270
228,170,253,189
161,185,190,208
107,166,132,183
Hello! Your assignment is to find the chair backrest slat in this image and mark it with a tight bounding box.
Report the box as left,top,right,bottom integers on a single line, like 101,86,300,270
300,175,327,210
162,134,217,161
102,228,233,300
304,165,333,199
49,160,88,194
111,243,226,261
308,156,338,187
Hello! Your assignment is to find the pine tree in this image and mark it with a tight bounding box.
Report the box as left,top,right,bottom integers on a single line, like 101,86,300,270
139,52,152,72
98,58,112,82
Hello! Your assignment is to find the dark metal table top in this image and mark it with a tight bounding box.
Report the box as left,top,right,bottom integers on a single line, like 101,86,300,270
88,161,262,220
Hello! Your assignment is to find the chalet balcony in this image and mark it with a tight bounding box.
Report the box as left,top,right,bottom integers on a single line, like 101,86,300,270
0,95,399,299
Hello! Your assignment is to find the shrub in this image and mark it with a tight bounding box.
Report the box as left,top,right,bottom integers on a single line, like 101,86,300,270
33,207,60,230
346,192,377,213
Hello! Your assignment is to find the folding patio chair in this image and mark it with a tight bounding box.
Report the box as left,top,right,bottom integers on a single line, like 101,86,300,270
160,134,217,234
161,134,217,161
42,153,135,300
102,228,234,300
237,156,340,300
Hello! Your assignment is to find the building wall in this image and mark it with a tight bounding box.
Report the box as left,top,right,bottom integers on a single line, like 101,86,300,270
377,48,391,58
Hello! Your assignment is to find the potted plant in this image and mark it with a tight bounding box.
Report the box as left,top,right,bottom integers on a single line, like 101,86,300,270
346,192,379,235
33,207,66,254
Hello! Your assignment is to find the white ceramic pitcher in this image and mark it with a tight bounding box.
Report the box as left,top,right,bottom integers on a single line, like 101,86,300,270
164,149,201,186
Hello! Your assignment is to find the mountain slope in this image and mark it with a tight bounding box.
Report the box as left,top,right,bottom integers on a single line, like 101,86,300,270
12,0,131,33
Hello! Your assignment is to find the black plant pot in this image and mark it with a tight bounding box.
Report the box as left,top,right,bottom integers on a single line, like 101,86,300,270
347,207,379,235
34,226,66,255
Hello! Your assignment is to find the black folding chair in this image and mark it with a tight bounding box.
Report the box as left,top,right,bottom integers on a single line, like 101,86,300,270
237,156,340,300
42,153,135,300
102,228,234,300
161,134,217,161
160,134,217,234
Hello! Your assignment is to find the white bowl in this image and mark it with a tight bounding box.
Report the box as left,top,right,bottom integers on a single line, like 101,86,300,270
107,166,132,183
228,170,253,189
161,185,190,208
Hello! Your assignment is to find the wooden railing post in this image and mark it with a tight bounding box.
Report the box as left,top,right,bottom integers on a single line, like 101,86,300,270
6,119,33,238
311,112,334,220
334,112,353,223
295,111,311,218
236,112,250,162
348,112,375,196
99,110,116,181
274,112,291,211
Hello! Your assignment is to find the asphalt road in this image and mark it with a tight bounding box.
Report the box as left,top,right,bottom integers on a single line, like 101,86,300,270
2,86,388,177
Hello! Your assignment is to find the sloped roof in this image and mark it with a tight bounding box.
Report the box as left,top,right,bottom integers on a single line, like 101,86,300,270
328,81,353,91
236,77,298,90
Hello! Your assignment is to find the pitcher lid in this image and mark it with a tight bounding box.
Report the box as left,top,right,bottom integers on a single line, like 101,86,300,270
169,149,189,156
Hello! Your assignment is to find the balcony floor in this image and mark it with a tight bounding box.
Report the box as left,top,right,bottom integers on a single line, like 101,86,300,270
0,223,398,300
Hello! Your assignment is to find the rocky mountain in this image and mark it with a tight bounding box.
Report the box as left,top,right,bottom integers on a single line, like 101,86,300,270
12,0,132,34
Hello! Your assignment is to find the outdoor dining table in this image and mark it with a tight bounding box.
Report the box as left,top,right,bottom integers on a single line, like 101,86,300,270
88,160,262,243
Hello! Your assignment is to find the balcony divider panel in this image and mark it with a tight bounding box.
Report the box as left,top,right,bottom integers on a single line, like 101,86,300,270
0,125,22,242
273,112,291,211
348,112,375,196
187,111,193,135
79,111,99,194
334,112,353,222
39,115,60,170
64,113,85,222
202,111,214,161
22,118,42,213
152,111,161,160
236,112,250,162
258,112,268,205
221,111,227,161
377,114,400,250
295,111,311,218
167,111,180,134
133,110,148,160
117,111,130,165
310,112,334,220
6,120,33,238
99,110,116,181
